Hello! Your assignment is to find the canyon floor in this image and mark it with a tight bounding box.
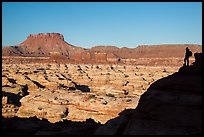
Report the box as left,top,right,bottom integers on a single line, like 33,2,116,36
2,63,179,124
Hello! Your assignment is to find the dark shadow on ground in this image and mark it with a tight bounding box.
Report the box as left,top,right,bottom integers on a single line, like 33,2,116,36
71,81,91,92
2,92,22,107
21,84,29,96
75,84,90,92
2,84,29,107
24,75,45,88
2,116,101,135
32,80,46,88
7,78,17,84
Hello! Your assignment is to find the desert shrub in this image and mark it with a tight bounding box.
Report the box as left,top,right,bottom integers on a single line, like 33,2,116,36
38,107,43,110
96,66,99,69
102,101,108,105
106,93,115,98
60,108,68,118
89,94,96,99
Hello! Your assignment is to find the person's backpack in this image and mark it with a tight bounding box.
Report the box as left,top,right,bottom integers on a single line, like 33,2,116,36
188,51,192,56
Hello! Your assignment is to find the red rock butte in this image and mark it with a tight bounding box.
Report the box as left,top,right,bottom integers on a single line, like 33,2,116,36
2,33,202,66
27,33,64,41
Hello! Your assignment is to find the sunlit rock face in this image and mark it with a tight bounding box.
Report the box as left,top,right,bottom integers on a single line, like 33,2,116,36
2,62,178,124
2,33,86,59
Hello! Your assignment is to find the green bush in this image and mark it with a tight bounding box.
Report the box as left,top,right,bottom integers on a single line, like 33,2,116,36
106,93,115,98
88,94,96,99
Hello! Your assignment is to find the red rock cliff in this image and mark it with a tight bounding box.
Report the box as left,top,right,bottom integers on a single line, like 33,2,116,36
17,33,85,58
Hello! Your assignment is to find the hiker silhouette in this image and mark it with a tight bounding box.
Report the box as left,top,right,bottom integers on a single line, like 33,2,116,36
183,47,192,66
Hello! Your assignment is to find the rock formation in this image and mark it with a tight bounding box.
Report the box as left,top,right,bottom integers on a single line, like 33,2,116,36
4,63,174,124
94,53,202,135
2,53,202,135
2,33,86,60
2,33,202,65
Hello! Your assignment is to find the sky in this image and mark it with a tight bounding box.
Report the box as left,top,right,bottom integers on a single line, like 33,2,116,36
2,2,202,48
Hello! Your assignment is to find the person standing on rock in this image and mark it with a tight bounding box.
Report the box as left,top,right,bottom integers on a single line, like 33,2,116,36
184,47,192,66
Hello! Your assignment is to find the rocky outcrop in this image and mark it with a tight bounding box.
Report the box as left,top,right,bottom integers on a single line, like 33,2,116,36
2,33,86,59
2,46,24,56
94,53,202,135
27,33,64,41
179,52,202,74
94,52,107,62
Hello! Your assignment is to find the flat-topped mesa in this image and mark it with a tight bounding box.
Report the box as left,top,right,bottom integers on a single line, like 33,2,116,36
27,33,64,41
